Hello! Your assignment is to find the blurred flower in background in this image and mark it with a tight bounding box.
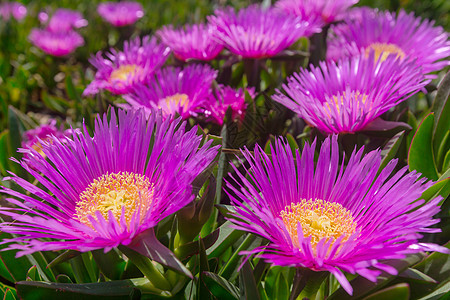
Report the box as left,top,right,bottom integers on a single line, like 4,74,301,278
0,1,27,21
207,4,312,59
83,36,170,96
203,85,254,125
276,0,358,30
124,64,217,119
157,23,224,61
21,120,76,159
97,1,144,27
327,9,450,75
41,8,88,32
28,29,84,56
226,135,447,295
274,52,429,134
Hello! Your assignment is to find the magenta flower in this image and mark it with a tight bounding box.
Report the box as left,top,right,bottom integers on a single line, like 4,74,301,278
273,53,429,134
83,36,170,96
45,8,88,32
124,64,217,119
203,85,254,125
207,5,311,59
97,1,144,27
276,0,358,29
157,23,224,61
226,135,448,295
0,109,218,255
0,2,27,21
327,9,450,74
21,120,75,158
29,29,84,57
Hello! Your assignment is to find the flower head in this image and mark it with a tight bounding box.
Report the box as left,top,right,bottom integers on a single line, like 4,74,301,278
157,23,224,61
273,53,429,134
226,135,447,295
203,85,254,125
207,5,310,59
29,29,84,57
0,109,218,255
45,8,88,32
0,2,27,21
21,120,75,158
97,1,144,27
83,36,170,96
124,64,217,119
327,9,450,74
276,0,358,29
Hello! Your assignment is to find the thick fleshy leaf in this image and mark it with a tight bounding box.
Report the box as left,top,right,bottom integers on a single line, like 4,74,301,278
197,238,211,300
363,283,410,300
219,234,258,281
203,272,240,300
328,253,425,300
47,250,81,268
92,249,126,280
206,221,245,259
124,228,192,278
432,72,450,160
239,260,260,300
174,228,220,261
16,278,155,299
413,242,450,283
378,131,404,176
420,178,450,203
408,113,439,180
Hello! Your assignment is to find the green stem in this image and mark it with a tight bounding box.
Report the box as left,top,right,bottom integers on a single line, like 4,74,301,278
119,246,172,291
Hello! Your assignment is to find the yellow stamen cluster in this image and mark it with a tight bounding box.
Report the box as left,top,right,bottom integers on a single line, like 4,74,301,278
110,64,143,82
280,199,357,251
365,43,406,62
161,93,189,114
324,91,368,115
74,172,154,228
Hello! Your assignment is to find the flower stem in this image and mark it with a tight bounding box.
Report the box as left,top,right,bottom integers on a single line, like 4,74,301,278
119,246,172,291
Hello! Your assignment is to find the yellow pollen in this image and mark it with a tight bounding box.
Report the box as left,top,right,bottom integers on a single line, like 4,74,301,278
323,91,368,115
280,199,357,251
365,43,406,62
160,93,190,114
74,172,154,228
110,64,143,82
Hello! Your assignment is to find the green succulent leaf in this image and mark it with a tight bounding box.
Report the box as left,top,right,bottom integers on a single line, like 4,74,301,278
408,113,439,180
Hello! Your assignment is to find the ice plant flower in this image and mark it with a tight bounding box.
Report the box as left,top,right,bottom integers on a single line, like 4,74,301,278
83,36,170,96
273,53,429,134
97,1,144,27
45,8,88,32
207,5,310,59
29,29,84,57
203,85,254,125
0,2,27,21
276,0,358,29
0,109,218,255
157,23,224,61
226,135,448,295
327,9,450,74
124,64,217,119
21,120,75,158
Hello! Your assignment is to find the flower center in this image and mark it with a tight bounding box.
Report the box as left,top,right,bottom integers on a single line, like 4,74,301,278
74,172,154,228
324,91,368,115
365,43,406,62
110,64,143,82
159,93,190,114
280,199,357,250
